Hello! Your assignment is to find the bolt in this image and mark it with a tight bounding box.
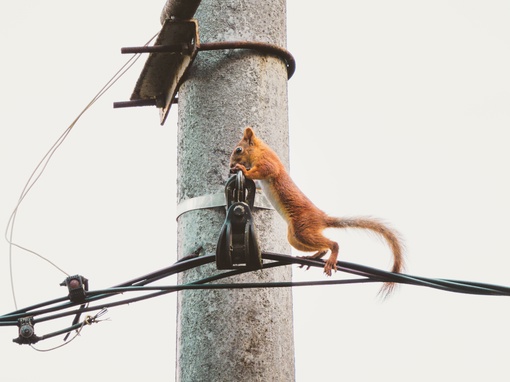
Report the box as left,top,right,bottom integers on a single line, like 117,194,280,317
69,278,81,289
233,205,245,216
20,325,34,338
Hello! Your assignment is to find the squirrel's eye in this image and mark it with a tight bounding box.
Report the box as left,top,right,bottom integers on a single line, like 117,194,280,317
235,147,243,154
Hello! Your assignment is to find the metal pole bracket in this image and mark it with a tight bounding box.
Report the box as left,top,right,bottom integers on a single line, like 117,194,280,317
114,19,199,125
114,19,296,126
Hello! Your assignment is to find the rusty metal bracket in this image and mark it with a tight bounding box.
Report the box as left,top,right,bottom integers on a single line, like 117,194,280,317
114,19,295,125
114,19,199,125
198,41,295,79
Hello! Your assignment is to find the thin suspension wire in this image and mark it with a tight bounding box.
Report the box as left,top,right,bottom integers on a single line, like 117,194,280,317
5,32,159,310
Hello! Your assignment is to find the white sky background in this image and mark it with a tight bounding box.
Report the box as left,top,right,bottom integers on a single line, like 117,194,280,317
1,1,509,381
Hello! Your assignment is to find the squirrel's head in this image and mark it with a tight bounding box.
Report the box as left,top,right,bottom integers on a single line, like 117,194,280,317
229,126,258,171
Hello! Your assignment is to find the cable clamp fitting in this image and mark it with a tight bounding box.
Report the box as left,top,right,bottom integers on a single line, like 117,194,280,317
216,171,262,270
13,317,41,345
60,275,89,304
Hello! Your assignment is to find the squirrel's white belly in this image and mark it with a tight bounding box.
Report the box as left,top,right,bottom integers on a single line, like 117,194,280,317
259,179,288,222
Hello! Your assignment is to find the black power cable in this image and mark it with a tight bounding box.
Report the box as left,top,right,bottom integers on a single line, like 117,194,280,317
2,252,509,345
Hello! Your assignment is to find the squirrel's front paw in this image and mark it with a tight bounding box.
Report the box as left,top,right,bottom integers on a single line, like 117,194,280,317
231,164,247,173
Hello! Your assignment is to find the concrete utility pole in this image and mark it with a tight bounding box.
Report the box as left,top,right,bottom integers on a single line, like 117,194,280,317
161,0,295,381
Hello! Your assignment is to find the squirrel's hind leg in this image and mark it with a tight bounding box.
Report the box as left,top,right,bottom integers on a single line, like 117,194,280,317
323,242,339,276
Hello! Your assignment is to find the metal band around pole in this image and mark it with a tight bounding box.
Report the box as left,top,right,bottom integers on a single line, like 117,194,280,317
175,191,273,219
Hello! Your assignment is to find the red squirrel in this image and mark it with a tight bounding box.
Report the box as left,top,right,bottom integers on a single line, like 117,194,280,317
230,127,404,295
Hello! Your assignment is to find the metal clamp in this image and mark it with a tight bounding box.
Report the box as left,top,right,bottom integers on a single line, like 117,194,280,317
175,185,273,220
60,275,89,304
60,275,90,341
13,317,40,345
216,172,262,270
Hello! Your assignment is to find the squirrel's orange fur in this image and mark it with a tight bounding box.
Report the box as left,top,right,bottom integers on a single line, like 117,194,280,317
230,127,405,296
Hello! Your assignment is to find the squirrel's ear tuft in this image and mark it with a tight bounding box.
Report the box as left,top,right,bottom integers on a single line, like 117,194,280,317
243,126,255,142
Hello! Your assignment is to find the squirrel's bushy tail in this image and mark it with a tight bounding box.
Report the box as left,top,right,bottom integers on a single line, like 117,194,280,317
326,216,405,297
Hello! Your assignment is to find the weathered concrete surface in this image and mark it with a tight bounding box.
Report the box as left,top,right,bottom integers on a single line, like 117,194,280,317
173,0,295,381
